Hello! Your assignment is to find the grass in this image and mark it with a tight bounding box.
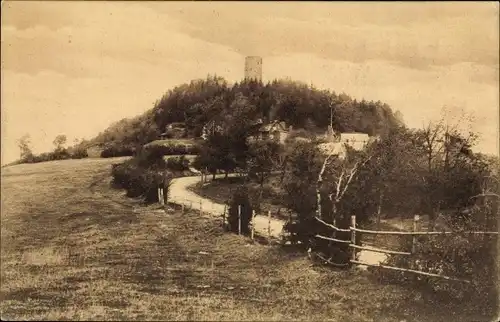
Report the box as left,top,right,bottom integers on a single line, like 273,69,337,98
145,139,196,147
1,158,496,321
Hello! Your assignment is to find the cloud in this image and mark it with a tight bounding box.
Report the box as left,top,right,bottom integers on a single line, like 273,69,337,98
148,2,499,69
1,2,498,164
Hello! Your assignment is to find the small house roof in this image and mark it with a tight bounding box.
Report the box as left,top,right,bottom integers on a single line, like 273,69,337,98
259,120,288,132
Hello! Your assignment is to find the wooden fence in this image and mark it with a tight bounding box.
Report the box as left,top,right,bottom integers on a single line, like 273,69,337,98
158,185,498,283
315,214,499,283
159,186,279,241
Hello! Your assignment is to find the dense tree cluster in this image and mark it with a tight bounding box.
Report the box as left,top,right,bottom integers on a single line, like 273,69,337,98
152,75,400,139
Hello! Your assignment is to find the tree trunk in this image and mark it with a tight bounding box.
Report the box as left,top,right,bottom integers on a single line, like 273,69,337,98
376,191,383,230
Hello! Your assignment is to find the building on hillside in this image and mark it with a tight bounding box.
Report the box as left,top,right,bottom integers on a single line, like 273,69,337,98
318,129,371,159
339,132,370,150
318,142,347,159
249,120,291,144
244,56,263,81
86,145,104,158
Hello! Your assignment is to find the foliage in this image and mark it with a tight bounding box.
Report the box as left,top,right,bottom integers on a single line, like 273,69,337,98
378,228,497,312
111,148,170,203
70,147,89,159
17,134,34,161
142,143,200,157
281,140,323,250
90,110,160,148
83,75,400,152
101,145,137,158
165,155,190,172
53,134,67,151
247,140,282,185
16,134,90,164
227,186,254,235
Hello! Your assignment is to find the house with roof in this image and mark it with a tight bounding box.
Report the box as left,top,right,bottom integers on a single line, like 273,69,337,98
249,120,291,144
319,127,372,159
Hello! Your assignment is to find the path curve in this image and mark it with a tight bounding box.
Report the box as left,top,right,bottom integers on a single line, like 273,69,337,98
169,174,386,266
169,175,284,238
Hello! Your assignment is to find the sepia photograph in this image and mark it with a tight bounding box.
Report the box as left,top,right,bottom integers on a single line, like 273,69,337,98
1,1,499,321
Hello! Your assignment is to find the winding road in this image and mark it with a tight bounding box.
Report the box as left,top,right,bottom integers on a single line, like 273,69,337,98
168,173,388,266
169,174,284,238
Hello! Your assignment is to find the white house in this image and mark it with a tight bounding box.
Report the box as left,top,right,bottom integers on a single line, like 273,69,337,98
318,131,371,159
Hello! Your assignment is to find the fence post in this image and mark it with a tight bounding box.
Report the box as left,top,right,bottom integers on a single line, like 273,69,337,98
251,210,256,240
268,210,272,238
238,205,242,235
160,188,165,206
200,200,203,216
412,214,420,254
350,215,356,262
222,205,226,229
157,187,161,205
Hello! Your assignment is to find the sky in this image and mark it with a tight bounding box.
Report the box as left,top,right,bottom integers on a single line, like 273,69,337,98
1,1,499,165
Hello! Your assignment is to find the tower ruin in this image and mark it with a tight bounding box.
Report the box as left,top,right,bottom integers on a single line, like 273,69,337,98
244,56,262,81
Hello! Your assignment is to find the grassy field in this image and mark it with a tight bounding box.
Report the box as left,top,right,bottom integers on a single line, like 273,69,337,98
0,158,494,321
145,139,197,147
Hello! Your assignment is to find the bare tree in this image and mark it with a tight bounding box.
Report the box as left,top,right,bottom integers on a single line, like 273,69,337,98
315,144,373,223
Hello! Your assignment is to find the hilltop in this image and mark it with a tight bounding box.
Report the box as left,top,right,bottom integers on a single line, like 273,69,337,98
84,75,403,151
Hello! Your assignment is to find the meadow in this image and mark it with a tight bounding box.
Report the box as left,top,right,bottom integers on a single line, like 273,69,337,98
0,158,490,321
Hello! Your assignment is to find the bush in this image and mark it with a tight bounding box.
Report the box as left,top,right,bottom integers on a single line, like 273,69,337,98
71,148,88,159
227,186,254,235
101,145,136,158
375,227,497,314
165,156,190,172
111,148,171,203
143,143,200,157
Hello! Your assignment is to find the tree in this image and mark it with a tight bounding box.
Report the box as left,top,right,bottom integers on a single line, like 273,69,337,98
17,134,33,161
53,134,67,151
414,107,480,230
247,140,282,187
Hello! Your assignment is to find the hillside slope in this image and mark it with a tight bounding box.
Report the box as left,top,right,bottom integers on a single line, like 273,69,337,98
84,75,402,150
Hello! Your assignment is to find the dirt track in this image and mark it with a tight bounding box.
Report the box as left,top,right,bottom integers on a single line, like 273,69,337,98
169,174,388,266
169,175,284,238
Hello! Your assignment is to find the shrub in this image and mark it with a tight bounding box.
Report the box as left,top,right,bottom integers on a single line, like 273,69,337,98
101,145,136,158
375,225,497,315
143,143,200,157
71,148,88,159
111,148,171,203
227,186,254,235
165,156,190,172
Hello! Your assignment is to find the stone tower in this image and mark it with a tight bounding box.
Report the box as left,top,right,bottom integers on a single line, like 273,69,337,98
244,56,262,81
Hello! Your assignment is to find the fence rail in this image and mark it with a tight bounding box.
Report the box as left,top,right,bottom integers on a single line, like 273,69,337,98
163,190,280,242
159,186,496,284
350,260,471,283
351,227,499,235
315,213,497,283
315,234,351,243
349,244,412,256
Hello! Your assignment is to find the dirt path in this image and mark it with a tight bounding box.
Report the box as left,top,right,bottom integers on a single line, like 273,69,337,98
169,175,389,266
169,175,284,238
